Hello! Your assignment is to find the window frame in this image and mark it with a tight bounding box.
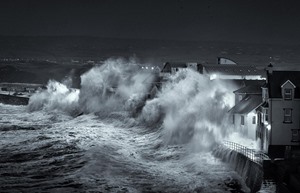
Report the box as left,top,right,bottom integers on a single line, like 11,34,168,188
283,108,293,123
252,116,256,124
291,129,300,142
264,108,269,122
284,88,292,100
241,115,245,126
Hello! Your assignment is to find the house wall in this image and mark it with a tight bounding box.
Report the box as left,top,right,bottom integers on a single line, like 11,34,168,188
233,114,244,134
270,98,300,146
246,111,257,140
233,112,257,140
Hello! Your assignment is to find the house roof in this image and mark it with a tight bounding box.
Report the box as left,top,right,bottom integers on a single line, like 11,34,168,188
281,80,296,88
267,70,300,98
234,84,263,94
203,65,265,76
229,95,262,114
161,62,187,73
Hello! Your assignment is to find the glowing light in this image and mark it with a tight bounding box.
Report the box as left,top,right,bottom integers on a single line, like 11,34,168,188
267,124,271,130
210,74,218,80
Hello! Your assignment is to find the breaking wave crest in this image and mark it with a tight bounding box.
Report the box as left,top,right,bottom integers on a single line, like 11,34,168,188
141,70,235,150
28,57,235,151
78,58,155,115
28,80,79,114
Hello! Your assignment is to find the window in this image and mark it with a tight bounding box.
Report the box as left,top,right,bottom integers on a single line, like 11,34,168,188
263,108,269,122
258,113,262,124
284,89,292,100
238,95,243,101
232,114,235,124
252,116,256,124
265,109,269,122
291,129,300,142
284,108,292,123
241,115,245,125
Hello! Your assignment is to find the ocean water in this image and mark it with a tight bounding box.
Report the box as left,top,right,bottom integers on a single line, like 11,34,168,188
1,58,253,193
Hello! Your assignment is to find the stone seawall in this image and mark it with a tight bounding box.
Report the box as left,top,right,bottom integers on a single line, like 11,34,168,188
0,94,29,105
213,145,264,193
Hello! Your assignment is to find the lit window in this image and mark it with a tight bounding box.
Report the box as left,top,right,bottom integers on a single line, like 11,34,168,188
291,129,300,142
284,108,292,123
241,115,245,125
284,89,292,100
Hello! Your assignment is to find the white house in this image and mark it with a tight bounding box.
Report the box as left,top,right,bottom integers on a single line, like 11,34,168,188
257,67,300,158
229,84,264,140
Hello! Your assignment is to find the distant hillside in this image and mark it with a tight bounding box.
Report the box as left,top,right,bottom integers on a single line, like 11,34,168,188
0,60,93,88
0,65,37,83
0,36,300,65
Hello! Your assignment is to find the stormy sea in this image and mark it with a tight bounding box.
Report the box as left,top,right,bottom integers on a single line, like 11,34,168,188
1,58,267,193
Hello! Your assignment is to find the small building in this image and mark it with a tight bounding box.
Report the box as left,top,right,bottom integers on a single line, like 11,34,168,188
160,62,202,79
160,62,187,75
229,84,264,140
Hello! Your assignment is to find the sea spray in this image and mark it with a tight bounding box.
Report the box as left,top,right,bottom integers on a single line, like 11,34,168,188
140,69,236,150
28,80,79,114
28,58,156,117
28,58,236,151
79,58,155,115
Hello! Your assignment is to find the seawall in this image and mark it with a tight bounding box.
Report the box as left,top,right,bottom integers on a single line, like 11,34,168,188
212,145,264,193
0,94,29,105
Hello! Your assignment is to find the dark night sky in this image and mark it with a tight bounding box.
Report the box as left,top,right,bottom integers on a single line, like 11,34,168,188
1,0,300,44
